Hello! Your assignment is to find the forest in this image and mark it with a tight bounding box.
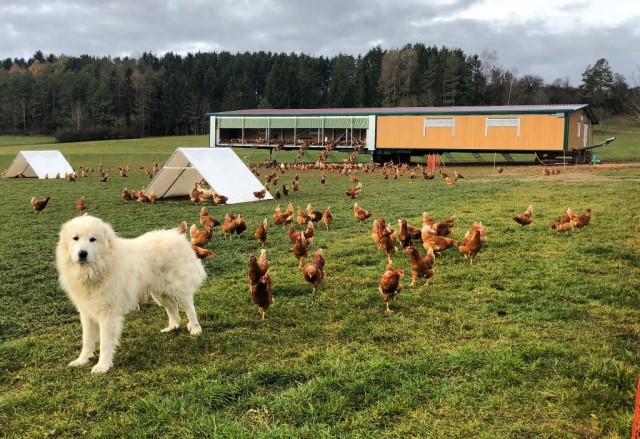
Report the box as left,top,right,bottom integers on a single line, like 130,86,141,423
0,44,635,140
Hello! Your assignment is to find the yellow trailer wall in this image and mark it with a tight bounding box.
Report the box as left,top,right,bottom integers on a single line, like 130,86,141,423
376,113,567,151
566,110,591,150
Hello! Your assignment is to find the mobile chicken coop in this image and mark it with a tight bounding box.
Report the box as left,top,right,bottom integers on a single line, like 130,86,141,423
206,104,602,164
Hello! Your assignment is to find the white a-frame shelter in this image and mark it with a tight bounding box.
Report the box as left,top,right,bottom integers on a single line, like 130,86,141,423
144,147,272,204
6,150,74,179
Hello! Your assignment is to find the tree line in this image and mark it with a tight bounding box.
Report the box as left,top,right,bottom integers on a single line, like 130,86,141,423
0,44,634,140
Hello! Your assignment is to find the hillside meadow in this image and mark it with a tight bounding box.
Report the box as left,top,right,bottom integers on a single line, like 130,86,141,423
0,124,639,438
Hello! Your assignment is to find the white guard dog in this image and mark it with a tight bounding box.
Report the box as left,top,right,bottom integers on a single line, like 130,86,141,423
56,215,206,374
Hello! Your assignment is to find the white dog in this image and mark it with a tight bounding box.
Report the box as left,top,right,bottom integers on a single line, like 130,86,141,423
56,215,206,374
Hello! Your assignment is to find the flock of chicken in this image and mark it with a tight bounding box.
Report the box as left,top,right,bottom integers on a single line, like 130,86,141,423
511,204,592,233
352,203,487,313
26,158,592,317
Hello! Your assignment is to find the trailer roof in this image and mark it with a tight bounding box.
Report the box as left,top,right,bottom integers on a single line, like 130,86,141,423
208,104,598,124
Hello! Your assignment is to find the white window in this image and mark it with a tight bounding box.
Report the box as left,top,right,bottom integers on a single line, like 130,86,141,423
577,122,581,137
485,117,520,136
423,118,455,136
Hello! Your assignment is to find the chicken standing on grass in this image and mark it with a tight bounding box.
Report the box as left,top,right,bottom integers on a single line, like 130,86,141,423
75,196,86,213
31,196,51,213
250,273,273,320
379,262,404,314
253,186,267,200
569,208,592,230
200,206,221,229
378,227,397,263
346,182,362,199
213,191,228,205
192,245,214,259
459,223,484,264
405,246,435,287
512,205,533,226
255,219,268,246
306,203,323,223
354,202,374,223
302,248,326,292
190,224,212,247
291,231,308,268
321,207,333,230
248,249,269,291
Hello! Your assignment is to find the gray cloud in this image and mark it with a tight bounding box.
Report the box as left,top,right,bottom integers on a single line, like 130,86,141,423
1,0,638,85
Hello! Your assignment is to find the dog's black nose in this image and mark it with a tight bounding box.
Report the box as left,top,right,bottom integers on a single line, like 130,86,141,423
78,250,88,261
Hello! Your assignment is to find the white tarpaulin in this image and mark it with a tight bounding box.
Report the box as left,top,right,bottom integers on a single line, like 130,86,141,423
6,150,74,179
144,147,272,204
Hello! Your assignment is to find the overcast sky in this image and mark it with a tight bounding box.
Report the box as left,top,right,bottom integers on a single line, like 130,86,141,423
2,0,639,86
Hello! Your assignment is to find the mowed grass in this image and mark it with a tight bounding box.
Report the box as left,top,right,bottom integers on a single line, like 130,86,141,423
1,136,640,437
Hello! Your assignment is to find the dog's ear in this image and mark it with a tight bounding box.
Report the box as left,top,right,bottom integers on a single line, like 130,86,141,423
101,222,116,249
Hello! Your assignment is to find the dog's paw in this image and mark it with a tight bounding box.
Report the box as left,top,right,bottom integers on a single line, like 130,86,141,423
68,358,89,367
68,352,94,367
161,324,179,333
91,363,112,374
187,323,202,335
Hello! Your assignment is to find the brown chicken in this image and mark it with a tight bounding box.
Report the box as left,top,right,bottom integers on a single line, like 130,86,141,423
75,196,86,213
273,205,294,226
354,202,374,223
569,208,592,229
459,226,483,264
122,187,132,201
422,233,458,254
304,221,315,243
199,206,220,229
421,212,456,237
306,203,323,223
405,246,435,287
549,209,572,232
31,196,51,213
470,221,486,242
346,182,362,199
197,191,210,204
255,218,268,246
213,191,228,205
250,272,273,320
192,245,214,259
253,186,267,200
444,176,458,187
221,213,238,238
248,250,269,288
297,207,312,226
137,190,150,203
379,262,404,314
321,207,333,230
233,215,247,237
398,218,422,248
190,224,212,247
512,205,533,226
371,217,393,245
378,227,397,263
302,248,326,292
291,231,308,267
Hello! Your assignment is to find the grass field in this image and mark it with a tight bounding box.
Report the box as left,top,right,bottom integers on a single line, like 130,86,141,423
1,125,640,438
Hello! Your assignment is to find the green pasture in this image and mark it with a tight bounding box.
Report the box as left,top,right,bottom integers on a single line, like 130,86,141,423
0,125,640,437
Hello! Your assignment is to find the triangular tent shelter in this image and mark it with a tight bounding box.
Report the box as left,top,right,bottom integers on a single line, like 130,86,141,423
6,150,74,179
145,147,272,204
